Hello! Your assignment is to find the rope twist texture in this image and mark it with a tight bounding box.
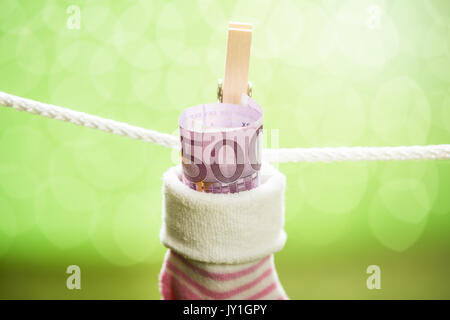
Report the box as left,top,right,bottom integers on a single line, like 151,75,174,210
1,91,449,163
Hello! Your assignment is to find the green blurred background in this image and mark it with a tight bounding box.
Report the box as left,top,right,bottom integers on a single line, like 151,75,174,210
0,0,449,299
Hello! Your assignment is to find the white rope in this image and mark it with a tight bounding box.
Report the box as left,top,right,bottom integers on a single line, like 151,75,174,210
0,91,179,149
1,91,449,163
263,146,450,163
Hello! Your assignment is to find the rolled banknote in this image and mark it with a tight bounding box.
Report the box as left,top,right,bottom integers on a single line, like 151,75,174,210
179,94,263,193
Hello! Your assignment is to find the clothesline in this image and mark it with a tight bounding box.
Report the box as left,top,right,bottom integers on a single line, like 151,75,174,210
1,91,449,163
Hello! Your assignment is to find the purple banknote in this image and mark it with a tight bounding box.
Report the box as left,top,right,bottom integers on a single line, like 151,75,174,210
179,95,263,194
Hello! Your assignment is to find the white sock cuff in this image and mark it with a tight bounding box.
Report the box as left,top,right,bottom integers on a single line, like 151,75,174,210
160,163,287,264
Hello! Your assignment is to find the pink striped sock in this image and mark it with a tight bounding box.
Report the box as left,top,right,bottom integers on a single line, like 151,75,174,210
159,164,288,300
159,250,288,300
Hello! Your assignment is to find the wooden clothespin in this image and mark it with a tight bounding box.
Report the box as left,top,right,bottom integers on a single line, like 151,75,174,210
221,22,252,105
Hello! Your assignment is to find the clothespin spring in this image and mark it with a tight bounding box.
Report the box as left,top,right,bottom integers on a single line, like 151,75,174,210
217,79,252,103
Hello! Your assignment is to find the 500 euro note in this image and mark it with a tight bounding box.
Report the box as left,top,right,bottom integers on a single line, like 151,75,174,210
179,95,263,194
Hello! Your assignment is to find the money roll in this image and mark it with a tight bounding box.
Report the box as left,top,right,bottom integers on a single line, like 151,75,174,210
179,95,263,194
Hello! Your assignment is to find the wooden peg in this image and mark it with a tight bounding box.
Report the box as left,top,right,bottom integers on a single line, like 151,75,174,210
223,22,252,104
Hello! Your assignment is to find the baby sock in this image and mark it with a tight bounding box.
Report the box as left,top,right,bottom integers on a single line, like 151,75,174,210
160,251,287,300
159,163,288,300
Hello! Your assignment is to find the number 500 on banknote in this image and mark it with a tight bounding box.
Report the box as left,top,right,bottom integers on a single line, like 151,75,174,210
179,96,263,194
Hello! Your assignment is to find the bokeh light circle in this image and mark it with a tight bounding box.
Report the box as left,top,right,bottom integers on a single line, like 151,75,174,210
298,162,369,215
16,32,47,75
369,185,429,252
335,0,398,67
42,0,70,34
127,43,165,71
197,0,228,30
56,39,99,74
379,162,439,206
424,0,450,25
165,64,208,108
391,0,433,59
113,192,162,263
0,32,18,65
48,74,105,144
432,162,450,216
0,126,51,235
0,197,17,257
0,165,38,201
295,79,366,146
286,195,352,246
421,23,449,60
35,176,97,249
89,46,118,76
74,135,149,191
113,4,151,42
155,3,186,61
427,56,450,83
283,0,335,68
443,92,450,133
90,199,136,266
421,22,450,83
379,179,431,224
0,125,53,175
256,0,302,59
230,0,273,59
0,0,19,22
131,68,163,106
82,5,113,37
369,161,438,251
371,76,431,145
52,178,97,212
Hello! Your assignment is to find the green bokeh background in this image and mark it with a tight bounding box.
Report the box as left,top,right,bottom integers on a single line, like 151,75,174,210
1,0,449,299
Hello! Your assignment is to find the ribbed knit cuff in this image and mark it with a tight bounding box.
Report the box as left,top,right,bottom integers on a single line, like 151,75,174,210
160,163,287,264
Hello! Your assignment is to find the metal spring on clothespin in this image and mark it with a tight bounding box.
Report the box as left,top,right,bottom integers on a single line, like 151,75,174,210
217,79,252,103
217,22,253,104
